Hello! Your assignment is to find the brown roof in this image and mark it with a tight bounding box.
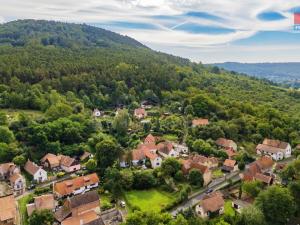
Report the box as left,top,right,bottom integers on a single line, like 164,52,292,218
254,173,272,184
201,192,225,213
41,153,60,167
144,134,156,144
134,108,146,116
192,118,209,126
216,138,236,148
0,195,16,223
69,190,99,209
54,173,99,196
24,160,41,175
60,155,78,167
263,139,289,149
131,148,145,161
0,162,17,175
190,154,218,165
157,142,173,155
182,160,209,174
256,156,274,170
223,159,237,168
62,211,101,225
27,194,55,216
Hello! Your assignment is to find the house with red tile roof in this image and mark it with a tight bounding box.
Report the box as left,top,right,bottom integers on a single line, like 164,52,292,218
256,138,291,161
41,153,81,172
182,159,212,186
134,108,147,119
192,118,209,127
26,194,56,216
157,142,179,158
216,138,237,151
0,163,20,180
144,134,157,144
54,173,99,198
55,190,100,223
0,195,17,225
24,160,47,183
240,156,274,185
195,191,225,218
222,159,238,172
131,142,162,168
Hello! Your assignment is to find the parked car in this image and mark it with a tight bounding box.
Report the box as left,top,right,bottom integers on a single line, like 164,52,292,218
205,188,213,194
120,201,126,207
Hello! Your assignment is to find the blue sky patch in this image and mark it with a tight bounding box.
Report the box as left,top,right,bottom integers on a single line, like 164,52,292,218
184,11,223,21
257,11,286,21
174,23,235,34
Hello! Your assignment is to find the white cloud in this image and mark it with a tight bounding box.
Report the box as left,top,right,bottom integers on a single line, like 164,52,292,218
0,0,299,62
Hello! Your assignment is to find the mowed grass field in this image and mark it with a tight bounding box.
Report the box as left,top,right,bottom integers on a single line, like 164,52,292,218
124,189,176,212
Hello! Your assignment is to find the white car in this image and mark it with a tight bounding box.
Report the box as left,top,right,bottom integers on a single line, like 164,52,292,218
120,201,126,207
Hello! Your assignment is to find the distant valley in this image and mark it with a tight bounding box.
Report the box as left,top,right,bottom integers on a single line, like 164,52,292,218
212,62,300,87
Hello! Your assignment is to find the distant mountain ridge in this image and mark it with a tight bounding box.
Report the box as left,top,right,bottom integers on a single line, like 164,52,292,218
212,62,300,85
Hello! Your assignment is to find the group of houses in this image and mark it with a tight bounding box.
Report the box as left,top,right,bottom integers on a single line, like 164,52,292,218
120,134,189,169
194,136,293,219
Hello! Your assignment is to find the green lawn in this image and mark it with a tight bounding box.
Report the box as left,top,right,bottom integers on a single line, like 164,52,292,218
213,169,224,179
124,189,176,212
162,134,178,142
18,194,34,225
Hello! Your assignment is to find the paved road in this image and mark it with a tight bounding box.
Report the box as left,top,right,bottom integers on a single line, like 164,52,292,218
170,171,240,216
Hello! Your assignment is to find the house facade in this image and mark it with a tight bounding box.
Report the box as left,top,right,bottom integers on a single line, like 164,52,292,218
256,138,291,161
24,160,47,183
0,163,20,180
9,173,26,195
195,192,225,218
173,143,189,155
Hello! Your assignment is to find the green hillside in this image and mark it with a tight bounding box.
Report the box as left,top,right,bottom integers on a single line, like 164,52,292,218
0,19,299,160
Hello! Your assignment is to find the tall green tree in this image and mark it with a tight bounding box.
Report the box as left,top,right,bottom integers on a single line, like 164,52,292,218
255,186,295,225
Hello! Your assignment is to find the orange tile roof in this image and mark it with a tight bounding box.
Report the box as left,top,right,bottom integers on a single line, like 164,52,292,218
24,160,40,175
61,211,100,225
216,138,236,148
54,173,99,196
0,195,16,223
223,159,237,168
9,173,23,183
144,134,156,144
134,108,147,116
192,118,209,126
201,191,225,213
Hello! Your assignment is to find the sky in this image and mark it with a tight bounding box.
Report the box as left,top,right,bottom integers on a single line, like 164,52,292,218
1,0,300,63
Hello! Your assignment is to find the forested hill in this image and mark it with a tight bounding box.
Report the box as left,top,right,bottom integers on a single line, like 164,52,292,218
212,62,300,85
0,19,147,48
1,19,300,150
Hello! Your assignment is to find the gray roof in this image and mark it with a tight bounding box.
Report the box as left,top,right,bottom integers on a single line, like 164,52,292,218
69,190,99,208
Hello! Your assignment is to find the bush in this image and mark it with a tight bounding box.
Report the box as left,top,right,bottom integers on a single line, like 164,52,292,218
34,186,50,195
56,172,65,178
